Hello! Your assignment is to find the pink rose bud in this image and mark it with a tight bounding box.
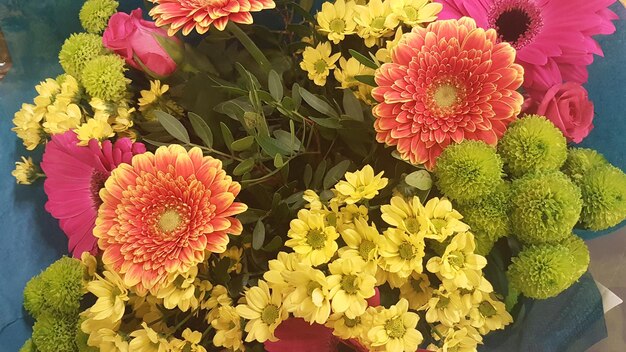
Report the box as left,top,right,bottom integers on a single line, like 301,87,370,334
535,82,595,144
103,8,180,77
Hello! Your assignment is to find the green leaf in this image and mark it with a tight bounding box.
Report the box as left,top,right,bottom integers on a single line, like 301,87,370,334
274,154,284,168
262,236,283,252
273,130,301,151
155,111,190,144
268,70,283,101
299,87,339,118
312,160,327,189
213,258,231,285
233,158,255,176
304,164,313,188
342,90,364,122
292,83,302,110
252,219,266,250
220,122,234,150
323,160,351,189
141,138,171,147
355,75,377,87
299,0,314,11
349,49,378,69
256,135,293,156
405,170,433,191
309,116,342,129
231,136,256,151
188,112,214,148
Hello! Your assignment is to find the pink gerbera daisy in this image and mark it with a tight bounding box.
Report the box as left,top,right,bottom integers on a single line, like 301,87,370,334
372,17,524,170
41,131,146,257
94,145,247,294
149,0,276,35
435,0,618,94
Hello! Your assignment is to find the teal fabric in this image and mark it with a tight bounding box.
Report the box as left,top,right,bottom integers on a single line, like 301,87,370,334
0,0,621,351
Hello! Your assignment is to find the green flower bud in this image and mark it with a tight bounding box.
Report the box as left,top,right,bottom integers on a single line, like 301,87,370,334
579,165,626,231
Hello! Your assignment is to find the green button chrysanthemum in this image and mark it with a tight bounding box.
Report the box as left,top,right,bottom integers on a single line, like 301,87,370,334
58,33,106,79
456,182,511,248
579,165,626,231
498,115,567,178
435,140,504,202
510,171,582,244
562,148,609,183
19,339,37,352
79,0,119,34
81,55,130,102
23,274,46,319
561,235,590,281
32,313,78,352
507,241,584,299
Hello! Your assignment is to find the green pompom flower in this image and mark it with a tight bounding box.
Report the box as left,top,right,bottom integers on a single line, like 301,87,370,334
435,140,504,202
510,171,582,244
498,115,567,178
41,257,85,316
562,148,609,183
23,275,46,318
58,33,106,79
81,55,130,101
19,339,37,352
473,231,497,256
32,313,78,352
456,182,511,244
79,0,119,34
579,165,626,231
561,235,590,281
507,242,577,299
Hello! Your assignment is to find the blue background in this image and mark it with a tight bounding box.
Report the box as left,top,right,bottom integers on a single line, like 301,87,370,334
0,1,624,350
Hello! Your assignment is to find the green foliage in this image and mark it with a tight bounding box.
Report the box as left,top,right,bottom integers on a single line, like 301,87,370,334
578,165,626,230
510,172,582,244
81,55,129,101
32,313,78,352
498,115,567,178
58,33,106,79
79,0,118,34
562,148,609,183
435,140,504,202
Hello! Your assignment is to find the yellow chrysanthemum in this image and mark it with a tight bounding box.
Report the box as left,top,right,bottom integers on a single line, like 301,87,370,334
12,156,43,185
300,42,341,86
285,209,339,266
426,232,487,290
156,266,198,311
263,251,300,293
139,80,169,109
334,57,375,89
381,196,436,239
220,246,244,274
326,312,366,340
55,75,82,106
375,27,404,63
316,0,357,44
379,228,425,278
423,197,470,242
339,218,381,270
389,0,442,27
211,305,244,351
74,116,115,146
334,165,389,204
236,280,288,342
85,270,129,322
424,289,471,327
43,101,82,135
327,256,377,318
34,78,61,108
203,284,231,322
330,202,370,232
283,264,333,324
354,0,396,47
468,291,512,334
303,190,324,211
84,326,128,352
128,322,169,352
428,324,483,352
12,103,45,150
376,268,409,288
367,298,423,352
81,252,98,278
399,272,433,310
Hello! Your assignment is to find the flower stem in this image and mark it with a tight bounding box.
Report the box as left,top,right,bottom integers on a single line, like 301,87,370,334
226,22,272,73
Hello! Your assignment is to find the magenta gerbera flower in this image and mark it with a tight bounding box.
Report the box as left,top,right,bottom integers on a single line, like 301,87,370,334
435,0,618,94
41,131,146,257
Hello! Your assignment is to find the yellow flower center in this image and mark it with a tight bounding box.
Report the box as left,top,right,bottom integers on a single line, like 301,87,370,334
448,251,465,268
403,6,418,20
398,242,415,260
261,304,280,325
314,59,328,74
307,280,322,296
344,316,361,328
433,84,458,108
158,209,181,233
479,301,497,317
358,240,376,259
410,277,424,293
384,317,406,339
341,274,359,294
306,229,327,250
371,16,386,30
329,18,346,33
326,213,338,227
405,217,421,234
431,218,447,232
436,296,450,309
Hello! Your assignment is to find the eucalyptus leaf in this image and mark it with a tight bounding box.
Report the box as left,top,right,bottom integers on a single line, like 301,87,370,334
155,111,190,144
299,87,339,118
268,70,283,101
304,164,313,188
312,160,327,189
355,75,377,87
141,138,171,147
309,116,342,129
349,49,378,69
273,130,301,151
233,158,255,176
220,122,235,150
231,136,256,151
342,90,364,122
323,160,351,189
262,236,283,252
256,135,293,156
188,112,214,148
252,219,266,250
405,170,433,191
274,154,284,168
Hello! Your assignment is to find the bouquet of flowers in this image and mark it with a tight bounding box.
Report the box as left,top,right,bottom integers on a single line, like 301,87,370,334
9,0,626,351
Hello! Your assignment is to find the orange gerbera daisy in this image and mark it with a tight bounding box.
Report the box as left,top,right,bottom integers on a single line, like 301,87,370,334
94,145,247,294
149,0,276,35
372,17,524,170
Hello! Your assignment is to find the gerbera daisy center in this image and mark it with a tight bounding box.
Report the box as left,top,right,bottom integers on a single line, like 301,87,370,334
433,84,458,108
158,209,182,233
90,170,109,206
306,229,327,249
384,317,406,339
489,0,543,49
261,304,280,325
